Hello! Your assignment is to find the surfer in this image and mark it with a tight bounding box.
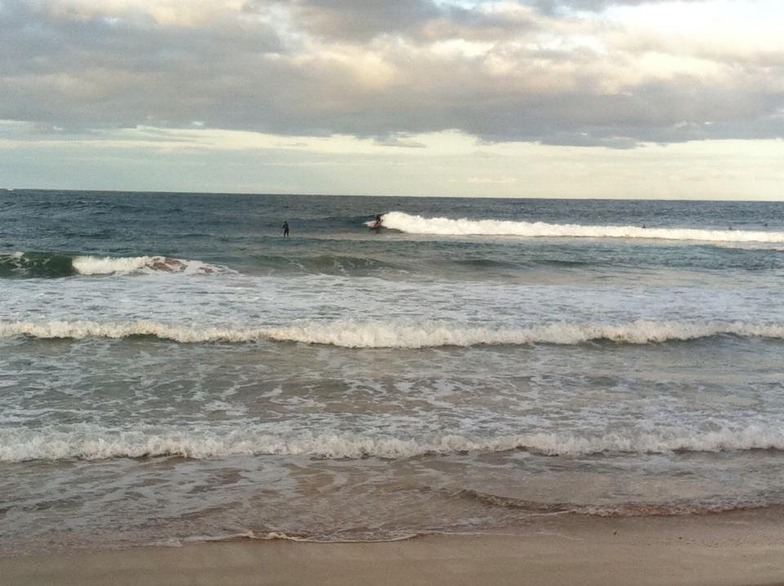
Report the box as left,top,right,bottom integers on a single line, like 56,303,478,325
282,221,289,237
370,214,382,229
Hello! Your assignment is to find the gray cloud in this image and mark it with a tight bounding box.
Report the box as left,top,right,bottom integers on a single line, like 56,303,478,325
1,0,782,147
284,0,444,41
533,0,711,14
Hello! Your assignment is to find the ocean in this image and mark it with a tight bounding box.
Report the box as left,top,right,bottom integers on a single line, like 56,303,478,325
2,189,784,554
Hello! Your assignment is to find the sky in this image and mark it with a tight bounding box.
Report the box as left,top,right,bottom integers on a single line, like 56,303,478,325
1,0,783,199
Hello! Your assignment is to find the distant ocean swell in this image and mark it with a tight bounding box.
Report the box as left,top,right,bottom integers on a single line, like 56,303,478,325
2,319,783,347
2,424,783,463
382,212,784,244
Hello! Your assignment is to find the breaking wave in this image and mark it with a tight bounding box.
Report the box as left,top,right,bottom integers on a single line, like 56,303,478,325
73,255,222,275
3,424,784,463
381,212,784,245
0,252,225,278
0,251,76,278
1,319,783,347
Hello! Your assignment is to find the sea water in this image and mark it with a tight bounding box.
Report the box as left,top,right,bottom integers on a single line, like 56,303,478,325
1,190,784,553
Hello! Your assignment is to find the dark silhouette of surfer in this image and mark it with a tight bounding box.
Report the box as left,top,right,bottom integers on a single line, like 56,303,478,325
282,221,289,237
370,214,382,229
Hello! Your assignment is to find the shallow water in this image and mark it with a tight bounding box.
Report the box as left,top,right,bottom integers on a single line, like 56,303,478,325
1,190,784,554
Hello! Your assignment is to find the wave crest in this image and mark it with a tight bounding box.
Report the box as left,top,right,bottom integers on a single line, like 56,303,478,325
1,319,783,347
381,212,784,244
0,252,225,278
2,425,784,463
0,251,75,278
72,255,222,275
265,320,784,348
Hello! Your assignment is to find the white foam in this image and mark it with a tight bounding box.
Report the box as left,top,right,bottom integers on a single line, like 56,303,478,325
0,320,259,342
72,255,223,276
2,319,783,347
381,212,784,244
2,424,783,462
265,320,784,347
72,255,153,275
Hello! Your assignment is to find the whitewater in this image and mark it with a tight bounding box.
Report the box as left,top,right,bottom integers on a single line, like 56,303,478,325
2,190,784,553
381,211,784,244
3,318,784,346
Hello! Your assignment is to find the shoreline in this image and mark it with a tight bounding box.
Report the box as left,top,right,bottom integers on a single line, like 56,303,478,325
4,510,784,585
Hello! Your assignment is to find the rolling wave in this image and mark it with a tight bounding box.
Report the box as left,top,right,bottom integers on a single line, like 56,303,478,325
73,255,222,275
0,251,76,278
0,252,225,278
381,212,784,244
1,319,782,347
2,424,782,463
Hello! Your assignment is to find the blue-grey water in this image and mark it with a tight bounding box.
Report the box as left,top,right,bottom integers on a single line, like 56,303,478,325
1,189,784,554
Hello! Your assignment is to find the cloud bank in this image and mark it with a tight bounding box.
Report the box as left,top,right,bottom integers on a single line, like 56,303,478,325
1,0,783,149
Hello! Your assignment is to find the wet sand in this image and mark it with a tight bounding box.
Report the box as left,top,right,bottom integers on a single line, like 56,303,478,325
4,510,784,586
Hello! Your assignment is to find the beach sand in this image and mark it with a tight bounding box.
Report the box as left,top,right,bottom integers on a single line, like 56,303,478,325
3,510,784,586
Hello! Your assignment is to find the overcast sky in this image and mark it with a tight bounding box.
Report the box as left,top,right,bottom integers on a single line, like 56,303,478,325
1,0,783,198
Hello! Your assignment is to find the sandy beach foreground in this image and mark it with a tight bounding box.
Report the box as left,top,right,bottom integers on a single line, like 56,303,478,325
4,510,784,586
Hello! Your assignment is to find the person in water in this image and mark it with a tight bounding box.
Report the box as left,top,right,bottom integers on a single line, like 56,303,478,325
282,221,289,237
372,214,382,228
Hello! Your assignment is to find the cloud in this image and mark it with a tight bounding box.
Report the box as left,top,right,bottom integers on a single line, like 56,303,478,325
373,134,428,148
532,0,713,15
1,0,782,148
281,0,444,41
